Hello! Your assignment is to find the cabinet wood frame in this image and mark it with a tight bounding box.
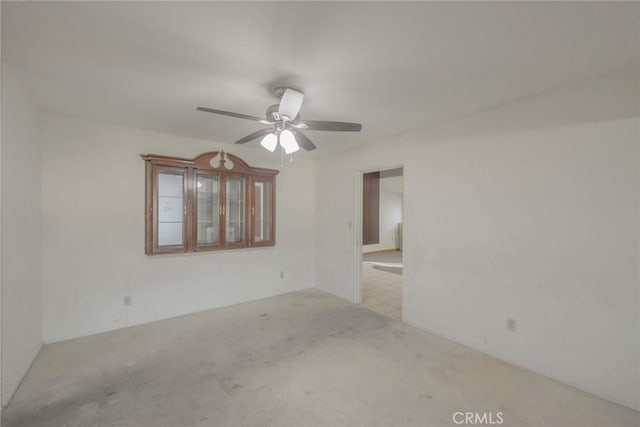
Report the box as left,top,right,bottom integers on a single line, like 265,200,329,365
142,151,279,255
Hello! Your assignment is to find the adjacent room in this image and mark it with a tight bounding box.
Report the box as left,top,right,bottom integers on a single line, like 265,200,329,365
1,2,639,427
361,168,404,320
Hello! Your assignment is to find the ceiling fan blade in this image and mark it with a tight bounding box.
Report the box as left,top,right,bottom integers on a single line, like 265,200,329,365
197,107,271,123
234,128,273,145
292,130,316,151
295,120,362,132
278,88,304,120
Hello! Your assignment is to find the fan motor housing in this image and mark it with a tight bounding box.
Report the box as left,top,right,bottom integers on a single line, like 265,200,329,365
265,104,280,122
274,86,299,99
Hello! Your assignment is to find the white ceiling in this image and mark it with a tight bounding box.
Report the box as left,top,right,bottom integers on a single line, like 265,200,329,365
3,2,639,156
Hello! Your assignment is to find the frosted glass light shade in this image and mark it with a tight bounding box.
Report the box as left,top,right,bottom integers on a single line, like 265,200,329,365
279,130,299,154
260,133,278,152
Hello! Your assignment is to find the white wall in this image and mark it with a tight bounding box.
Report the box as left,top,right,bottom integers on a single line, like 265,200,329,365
363,179,403,252
317,118,639,410
41,114,315,342
315,66,639,411
1,66,43,405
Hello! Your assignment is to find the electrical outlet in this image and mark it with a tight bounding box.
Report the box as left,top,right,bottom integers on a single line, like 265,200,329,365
506,318,516,333
124,295,132,306
280,271,285,279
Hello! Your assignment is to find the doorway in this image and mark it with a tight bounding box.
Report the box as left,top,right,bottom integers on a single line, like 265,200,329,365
359,167,403,320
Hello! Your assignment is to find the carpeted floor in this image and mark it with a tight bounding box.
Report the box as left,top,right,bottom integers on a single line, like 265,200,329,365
4,289,637,427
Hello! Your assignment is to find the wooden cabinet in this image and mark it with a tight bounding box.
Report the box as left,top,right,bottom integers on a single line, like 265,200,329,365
142,151,278,255
250,175,276,247
194,170,221,250
151,166,188,253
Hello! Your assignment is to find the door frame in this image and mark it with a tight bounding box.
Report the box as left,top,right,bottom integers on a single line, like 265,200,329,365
353,163,405,306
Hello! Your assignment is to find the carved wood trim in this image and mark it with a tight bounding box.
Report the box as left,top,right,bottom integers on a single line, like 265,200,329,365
140,151,279,177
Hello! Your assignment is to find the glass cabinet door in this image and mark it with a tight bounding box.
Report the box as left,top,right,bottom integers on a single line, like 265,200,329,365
144,152,277,255
195,173,220,247
224,175,246,245
252,177,274,245
156,168,186,249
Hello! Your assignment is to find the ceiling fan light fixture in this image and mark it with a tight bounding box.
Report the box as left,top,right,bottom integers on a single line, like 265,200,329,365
260,133,278,152
197,87,361,153
279,129,299,154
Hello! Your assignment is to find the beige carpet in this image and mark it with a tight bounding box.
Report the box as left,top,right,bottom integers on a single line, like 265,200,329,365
4,289,637,427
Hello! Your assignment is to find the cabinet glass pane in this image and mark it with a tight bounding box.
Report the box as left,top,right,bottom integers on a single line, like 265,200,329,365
225,176,245,244
158,222,183,246
157,172,183,246
254,180,272,242
197,175,220,245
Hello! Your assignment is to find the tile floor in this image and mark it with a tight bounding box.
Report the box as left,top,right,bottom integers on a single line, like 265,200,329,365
361,261,402,320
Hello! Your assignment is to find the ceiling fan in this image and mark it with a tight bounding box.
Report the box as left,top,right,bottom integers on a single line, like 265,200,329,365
197,87,362,153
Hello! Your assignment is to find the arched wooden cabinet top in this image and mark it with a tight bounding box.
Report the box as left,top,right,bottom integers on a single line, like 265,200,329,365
140,151,279,177
142,151,279,255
